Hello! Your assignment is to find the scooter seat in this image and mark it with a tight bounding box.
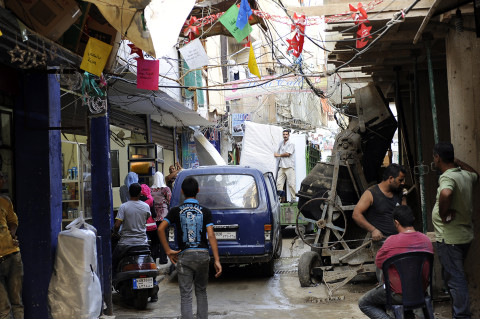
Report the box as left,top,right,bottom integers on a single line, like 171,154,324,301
126,245,151,255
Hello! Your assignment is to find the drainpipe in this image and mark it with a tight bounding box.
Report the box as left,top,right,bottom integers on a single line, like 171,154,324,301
424,35,439,144
414,57,428,233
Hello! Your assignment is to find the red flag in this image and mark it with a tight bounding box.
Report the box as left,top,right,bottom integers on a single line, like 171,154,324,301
128,43,144,60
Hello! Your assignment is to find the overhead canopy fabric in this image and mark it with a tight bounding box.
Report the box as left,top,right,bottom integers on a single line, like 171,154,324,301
108,75,214,128
85,0,195,58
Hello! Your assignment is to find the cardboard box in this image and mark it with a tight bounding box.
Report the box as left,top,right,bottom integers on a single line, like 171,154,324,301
5,0,82,41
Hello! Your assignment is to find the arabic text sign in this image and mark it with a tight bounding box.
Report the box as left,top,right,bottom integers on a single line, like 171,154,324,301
224,76,328,101
80,37,113,76
137,59,159,90
219,4,252,43
179,38,209,69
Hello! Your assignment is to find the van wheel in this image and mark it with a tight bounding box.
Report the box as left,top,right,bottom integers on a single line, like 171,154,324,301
298,251,323,287
274,232,283,259
261,259,275,277
133,290,149,310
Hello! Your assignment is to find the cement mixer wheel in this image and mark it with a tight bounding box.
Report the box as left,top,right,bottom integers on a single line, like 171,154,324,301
298,251,323,287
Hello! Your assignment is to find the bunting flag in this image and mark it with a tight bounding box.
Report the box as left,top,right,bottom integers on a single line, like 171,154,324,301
128,43,144,60
184,16,200,41
287,13,306,57
349,2,372,49
356,23,372,48
349,3,368,24
248,42,261,79
236,0,253,30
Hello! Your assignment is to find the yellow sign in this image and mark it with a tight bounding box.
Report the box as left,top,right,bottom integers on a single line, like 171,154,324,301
0,29,2,36
80,37,113,77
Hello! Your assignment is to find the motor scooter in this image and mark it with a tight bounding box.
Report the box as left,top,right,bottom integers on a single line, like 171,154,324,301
112,245,159,310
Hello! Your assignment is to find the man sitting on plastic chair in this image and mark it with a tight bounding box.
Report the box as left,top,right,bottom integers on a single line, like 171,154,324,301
358,205,434,319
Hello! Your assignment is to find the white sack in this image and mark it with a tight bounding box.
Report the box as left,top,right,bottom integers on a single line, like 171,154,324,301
240,122,283,174
194,130,226,166
48,218,102,319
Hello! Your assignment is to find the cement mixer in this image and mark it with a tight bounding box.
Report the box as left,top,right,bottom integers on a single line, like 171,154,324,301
295,84,398,295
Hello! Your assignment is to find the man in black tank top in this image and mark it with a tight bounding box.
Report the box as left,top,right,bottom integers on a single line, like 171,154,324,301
353,164,407,241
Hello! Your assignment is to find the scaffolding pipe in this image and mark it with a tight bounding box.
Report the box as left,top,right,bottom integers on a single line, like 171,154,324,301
425,38,439,144
414,58,428,233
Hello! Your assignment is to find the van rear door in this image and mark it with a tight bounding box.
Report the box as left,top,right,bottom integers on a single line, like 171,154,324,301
186,173,273,260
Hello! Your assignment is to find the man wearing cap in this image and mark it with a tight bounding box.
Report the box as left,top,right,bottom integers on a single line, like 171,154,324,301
0,172,23,318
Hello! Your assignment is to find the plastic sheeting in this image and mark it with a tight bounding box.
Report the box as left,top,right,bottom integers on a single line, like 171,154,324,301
48,217,102,319
276,92,324,128
194,130,226,166
240,122,283,174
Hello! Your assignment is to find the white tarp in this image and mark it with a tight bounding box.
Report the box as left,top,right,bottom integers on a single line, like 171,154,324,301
144,0,196,58
240,122,283,174
48,218,102,319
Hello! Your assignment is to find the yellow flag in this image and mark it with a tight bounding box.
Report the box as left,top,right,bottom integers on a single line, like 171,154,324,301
248,43,261,79
80,37,113,77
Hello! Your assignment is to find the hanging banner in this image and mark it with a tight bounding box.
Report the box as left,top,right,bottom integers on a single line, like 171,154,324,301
80,37,113,77
137,59,159,90
224,75,327,101
179,39,209,70
219,4,252,43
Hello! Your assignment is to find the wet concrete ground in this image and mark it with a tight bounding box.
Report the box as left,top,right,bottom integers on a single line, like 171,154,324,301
110,228,452,319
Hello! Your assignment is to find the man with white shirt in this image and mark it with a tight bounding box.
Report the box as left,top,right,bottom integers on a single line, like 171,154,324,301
274,129,296,202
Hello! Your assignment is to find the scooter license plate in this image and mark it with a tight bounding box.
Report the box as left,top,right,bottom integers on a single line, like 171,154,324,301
133,277,153,289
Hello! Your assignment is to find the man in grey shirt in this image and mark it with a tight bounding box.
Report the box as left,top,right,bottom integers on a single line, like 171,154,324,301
274,129,296,202
112,183,151,271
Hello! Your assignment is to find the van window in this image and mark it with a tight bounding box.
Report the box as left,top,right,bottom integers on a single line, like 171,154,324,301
263,173,276,204
181,174,259,209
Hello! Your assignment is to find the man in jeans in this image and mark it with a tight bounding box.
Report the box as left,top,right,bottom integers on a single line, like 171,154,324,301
158,177,222,319
0,172,23,318
358,205,433,318
432,142,478,318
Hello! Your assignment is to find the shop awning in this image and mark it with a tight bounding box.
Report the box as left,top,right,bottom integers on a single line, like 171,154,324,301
108,75,214,128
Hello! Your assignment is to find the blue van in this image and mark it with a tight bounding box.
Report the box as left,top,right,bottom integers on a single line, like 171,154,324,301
169,166,282,276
